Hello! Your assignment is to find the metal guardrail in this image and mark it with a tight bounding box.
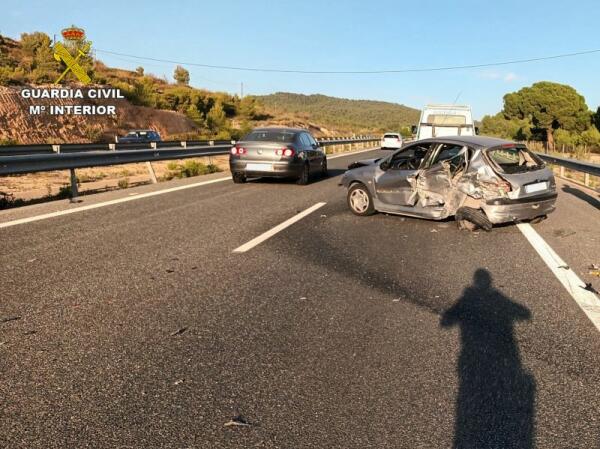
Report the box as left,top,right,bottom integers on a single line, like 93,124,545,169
536,153,600,178
536,153,600,189
0,137,379,176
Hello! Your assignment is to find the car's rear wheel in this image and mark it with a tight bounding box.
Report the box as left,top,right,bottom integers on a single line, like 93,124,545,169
348,183,375,216
233,172,246,184
297,163,310,185
455,207,492,231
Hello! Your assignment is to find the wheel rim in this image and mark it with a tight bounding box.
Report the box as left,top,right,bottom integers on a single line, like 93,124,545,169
350,188,369,213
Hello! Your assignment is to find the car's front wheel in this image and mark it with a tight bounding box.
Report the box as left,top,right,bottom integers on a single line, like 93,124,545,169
347,183,375,216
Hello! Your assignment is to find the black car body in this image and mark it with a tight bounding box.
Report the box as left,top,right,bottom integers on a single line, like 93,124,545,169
229,127,327,184
118,130,162,144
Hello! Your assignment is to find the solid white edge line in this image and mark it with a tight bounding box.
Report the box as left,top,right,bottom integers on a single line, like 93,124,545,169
0,176,232,229
517,223,600,332
0,146,381,230
233,202,327,253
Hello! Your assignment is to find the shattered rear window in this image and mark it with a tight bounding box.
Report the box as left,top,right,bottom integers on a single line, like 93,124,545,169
486,146,544,174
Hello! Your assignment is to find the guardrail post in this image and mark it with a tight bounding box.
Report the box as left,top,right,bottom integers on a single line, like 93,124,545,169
109,143,116,151
146,162,158,184
584,173,590,187
559,166,565,178
52,145,61,154
69,168,79,202
151,142,157,150
181,141,187,149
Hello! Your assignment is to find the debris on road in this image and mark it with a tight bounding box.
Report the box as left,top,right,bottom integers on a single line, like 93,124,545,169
553,229,576,238
558,265,570,270
174,379,184,385
166,269,175,273
430,229,438,233
582,283,599,294
27,258,37,263
1,316,22,324
170,327,188,336
589,264,600,277
224,413,251,428
320,214,327,218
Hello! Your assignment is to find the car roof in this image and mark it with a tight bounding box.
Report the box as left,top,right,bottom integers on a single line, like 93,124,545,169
414,135,516,149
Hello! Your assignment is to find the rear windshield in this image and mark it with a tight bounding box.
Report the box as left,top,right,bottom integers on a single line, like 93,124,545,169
384,134,399,138
425,114,467,125
244,131,296,143
486,146,544,174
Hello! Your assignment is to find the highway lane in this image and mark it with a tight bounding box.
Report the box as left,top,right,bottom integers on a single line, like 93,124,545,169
1,148,599,448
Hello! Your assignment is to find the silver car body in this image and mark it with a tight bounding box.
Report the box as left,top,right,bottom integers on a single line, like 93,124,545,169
340,136,557,224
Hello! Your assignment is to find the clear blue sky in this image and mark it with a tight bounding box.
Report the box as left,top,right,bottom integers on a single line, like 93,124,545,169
3,0,600,119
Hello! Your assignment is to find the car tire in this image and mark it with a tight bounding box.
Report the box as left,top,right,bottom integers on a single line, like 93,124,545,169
297,163,310,185
321,158,328,177
233,173,246,184
455,207,492,231
348,183,375,216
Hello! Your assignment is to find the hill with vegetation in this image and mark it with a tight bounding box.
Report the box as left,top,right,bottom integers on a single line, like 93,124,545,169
0,31,420,144
256,92,419,135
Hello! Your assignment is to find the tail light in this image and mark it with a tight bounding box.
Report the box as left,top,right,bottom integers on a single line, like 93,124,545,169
231,146,247,155
275,147,295,157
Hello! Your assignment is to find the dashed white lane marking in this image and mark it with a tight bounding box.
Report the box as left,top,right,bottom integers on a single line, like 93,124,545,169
0,147,381,230
0,176,232,229
517,223,600,332
233,202,327,253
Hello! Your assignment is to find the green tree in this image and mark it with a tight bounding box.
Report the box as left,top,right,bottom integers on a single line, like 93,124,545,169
503,82,591,149
185,104,205,128
480,113,532,140
173,65,190,85
594,106,600,132
135,66,144,76
206,101,226,132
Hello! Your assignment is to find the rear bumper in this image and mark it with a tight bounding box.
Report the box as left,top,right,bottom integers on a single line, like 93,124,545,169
483,192,557,224
229,159,304,178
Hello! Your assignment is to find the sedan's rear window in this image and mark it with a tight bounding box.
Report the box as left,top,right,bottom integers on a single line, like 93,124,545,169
486,146,544,174
244,131,296,143
383,134,399,138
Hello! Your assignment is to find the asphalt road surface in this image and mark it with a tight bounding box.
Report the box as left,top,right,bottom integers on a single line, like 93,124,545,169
1,148,599,448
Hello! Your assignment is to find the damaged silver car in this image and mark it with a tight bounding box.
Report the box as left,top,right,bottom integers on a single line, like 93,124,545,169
340,136,557,230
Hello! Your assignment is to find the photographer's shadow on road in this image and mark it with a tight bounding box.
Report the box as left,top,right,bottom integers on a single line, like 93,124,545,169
441,269,536,449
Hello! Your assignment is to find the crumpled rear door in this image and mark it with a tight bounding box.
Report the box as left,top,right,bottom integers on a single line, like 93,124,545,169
409,146,468,208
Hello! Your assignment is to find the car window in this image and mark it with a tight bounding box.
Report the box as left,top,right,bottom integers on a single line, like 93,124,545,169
430,144,464,165
244,131,296,143
306,133,318,146
300,133,312,147
384,133,399,139
388,143,432,170
486,145,544,174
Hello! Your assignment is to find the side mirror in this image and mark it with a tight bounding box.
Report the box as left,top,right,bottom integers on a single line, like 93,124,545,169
380,160,390,171
312,143,319,149
411,125,418,135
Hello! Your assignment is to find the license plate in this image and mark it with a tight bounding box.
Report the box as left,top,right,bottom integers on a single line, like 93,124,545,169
246,163,272,171
524,182,547,193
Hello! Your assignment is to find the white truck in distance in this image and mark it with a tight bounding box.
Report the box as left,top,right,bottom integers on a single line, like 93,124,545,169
413,104,477,140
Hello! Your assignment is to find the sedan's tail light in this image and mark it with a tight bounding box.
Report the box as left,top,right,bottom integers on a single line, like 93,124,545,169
231,146,247,155
276,147,295,157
